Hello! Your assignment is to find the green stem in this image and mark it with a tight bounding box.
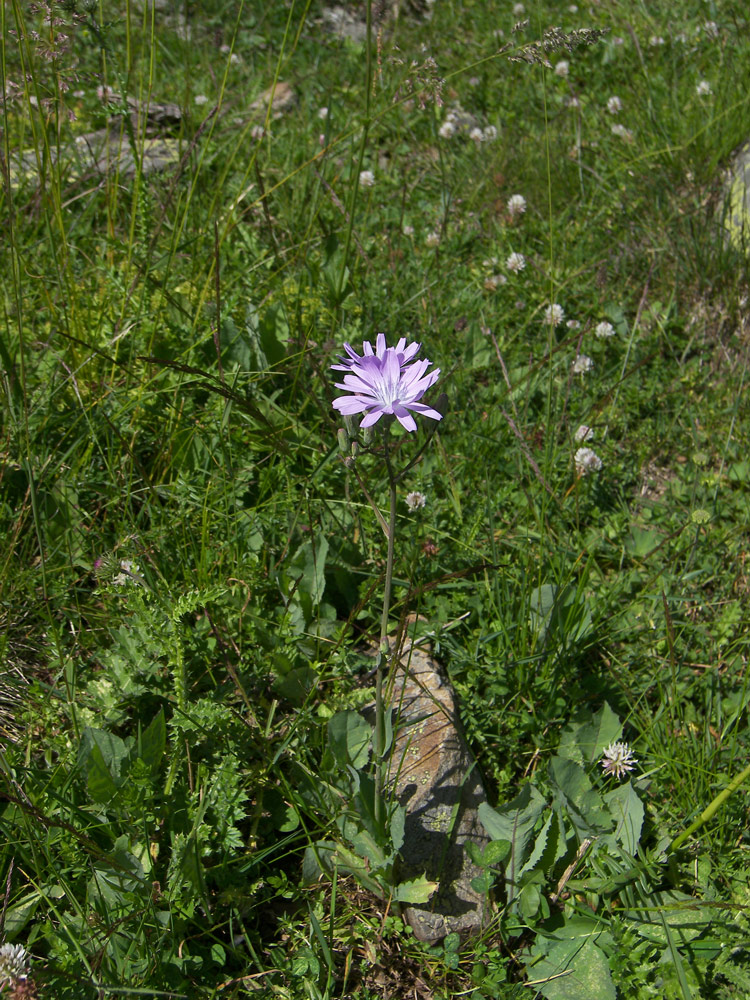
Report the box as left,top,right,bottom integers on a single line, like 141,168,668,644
374,423,398,830
669,760,750,853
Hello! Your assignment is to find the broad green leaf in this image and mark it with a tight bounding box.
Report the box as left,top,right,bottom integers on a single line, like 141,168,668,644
79,728,131,779
484,839,511,866
626,891,712,947
479,785,546,902
390,804,405,853
86,742,122,803
603,781,644,853
550,757,610,834
328,710,372,770
139,708,166,771
529,584,558,642
289,536,329,606
393,875,438,904
529,937,616,1000
559,703,622,764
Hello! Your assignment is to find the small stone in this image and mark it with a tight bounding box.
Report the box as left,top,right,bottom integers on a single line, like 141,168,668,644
386,641,490,942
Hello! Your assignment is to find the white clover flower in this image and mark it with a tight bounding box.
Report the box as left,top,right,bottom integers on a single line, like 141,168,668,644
594,320,615,338
96,84,116,102
469,126,484,143
574,424,593,442
507,193,527,218
568,3,578,11
611,123,633,141
506,252,526,273
405,490,427,511
600,741,637,779
220,44,231,54
483,124,498,142
572,353,593,374
575,446,602,475
194,94,209,106
513,2,525,13
544,303,565,327
703,20,719,40
359,169,375,188
649,35,665,47
554,60,570,78
566,319,581,330
318,106,329,119
0,943,30,987
607,95,622,114
250,124,266,140
438,119,456,139
403,224,415,237
425,230,441,248
612,36,624,46
566,95,581,109
484,273,507,290
229,52,241,64
696,80,712,97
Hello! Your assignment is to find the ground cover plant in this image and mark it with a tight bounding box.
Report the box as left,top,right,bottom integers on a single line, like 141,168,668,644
1,0,750,996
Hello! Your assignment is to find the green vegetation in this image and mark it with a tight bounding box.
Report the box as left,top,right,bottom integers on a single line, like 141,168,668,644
2,0,750,996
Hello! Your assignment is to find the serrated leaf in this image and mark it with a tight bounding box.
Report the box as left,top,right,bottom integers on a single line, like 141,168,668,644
603,781,644,853
393,875,438,904
519,811,557,880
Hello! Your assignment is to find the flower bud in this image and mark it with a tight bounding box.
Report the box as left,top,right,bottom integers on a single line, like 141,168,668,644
337,427,350,454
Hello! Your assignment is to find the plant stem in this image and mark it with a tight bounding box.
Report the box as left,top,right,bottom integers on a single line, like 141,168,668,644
669,760,750,853
374,423,398,830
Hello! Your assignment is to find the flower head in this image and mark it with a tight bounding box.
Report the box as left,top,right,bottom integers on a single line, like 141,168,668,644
359,169,375,188
575,446,602,475
574,424,593,442
425,230,441,248
544,303,565,326
507,193,527,218
0,943,30,988
554,60,569,78
572,354,593,374
506,252,526,273
405,490,427,511
438,119,456,139
600,741,638,779
696,80,711,96
611,123,633,141
332,336,442,433
594,320,615,338
607,95,622,114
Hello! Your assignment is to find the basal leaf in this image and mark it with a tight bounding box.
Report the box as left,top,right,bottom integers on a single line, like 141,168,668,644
393,875,438,904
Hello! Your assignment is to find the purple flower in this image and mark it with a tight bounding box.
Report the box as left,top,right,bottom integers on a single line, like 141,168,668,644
331,333,421,372
331,336,442,433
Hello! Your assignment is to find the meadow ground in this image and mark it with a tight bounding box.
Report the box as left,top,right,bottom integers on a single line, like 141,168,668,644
1,0,750,997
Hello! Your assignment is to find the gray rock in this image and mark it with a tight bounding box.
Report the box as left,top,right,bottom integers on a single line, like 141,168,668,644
724,139,750,251
386,639,490,942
